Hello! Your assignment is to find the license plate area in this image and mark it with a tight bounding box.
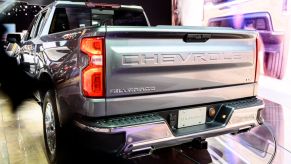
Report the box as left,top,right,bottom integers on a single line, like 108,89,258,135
178,107,207,128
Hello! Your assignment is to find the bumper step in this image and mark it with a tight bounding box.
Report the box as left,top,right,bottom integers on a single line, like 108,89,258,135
75,97,264,158
86,114,164,128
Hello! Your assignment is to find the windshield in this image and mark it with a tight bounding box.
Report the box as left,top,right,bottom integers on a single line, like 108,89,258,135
49,7,148,34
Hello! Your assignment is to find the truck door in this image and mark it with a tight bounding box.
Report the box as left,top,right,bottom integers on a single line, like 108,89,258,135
20,9,48,76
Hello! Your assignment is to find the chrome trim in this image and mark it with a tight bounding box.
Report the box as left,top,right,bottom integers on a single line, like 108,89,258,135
227,105,264,127
54,1,144,11
121,5,144,10
45,102,56,156
75,99,264,158
128,147,153,159
55,1,85,6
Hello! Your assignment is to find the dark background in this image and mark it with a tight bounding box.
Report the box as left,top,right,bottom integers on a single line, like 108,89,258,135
16,0,171,26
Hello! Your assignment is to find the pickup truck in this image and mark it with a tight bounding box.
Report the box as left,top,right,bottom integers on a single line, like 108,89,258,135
6,1,264,163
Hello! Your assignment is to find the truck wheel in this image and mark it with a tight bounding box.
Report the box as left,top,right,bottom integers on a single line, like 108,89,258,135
43,90,63,164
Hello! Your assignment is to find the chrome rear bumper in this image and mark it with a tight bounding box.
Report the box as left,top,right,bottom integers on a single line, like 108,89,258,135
75,98,264,158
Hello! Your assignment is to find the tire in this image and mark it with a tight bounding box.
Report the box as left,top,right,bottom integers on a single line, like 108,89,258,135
43,90,65,164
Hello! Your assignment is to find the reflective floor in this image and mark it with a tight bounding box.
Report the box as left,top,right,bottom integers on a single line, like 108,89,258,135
0,92,290,163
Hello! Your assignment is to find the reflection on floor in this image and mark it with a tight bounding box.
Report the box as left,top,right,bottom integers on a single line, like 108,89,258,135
0,93,291,163
0,96,47,164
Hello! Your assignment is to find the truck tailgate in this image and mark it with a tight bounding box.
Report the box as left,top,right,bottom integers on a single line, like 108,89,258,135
104,26,258,115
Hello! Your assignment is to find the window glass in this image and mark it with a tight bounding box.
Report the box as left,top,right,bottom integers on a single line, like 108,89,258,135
27,15,41,40
49,8,71,34
26,10,47,40
209,19,234,28
35,11,48,36
113,9,148,26
209,16,269,31
49,7,147,34
255,18,267,30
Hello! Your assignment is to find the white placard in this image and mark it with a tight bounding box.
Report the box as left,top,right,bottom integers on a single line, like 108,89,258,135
178,107,207,128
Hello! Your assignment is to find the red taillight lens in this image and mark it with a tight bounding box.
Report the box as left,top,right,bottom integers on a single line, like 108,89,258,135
255,36,263,82
81,37,105,97
81,38,103,57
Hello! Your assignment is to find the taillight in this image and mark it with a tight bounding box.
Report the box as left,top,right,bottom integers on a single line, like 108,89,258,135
255,36,263,82
81,37,105,97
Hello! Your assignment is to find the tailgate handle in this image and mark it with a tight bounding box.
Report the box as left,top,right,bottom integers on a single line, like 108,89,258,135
183,34,211,43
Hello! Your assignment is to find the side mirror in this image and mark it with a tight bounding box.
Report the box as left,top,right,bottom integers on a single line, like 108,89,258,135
6,33,21,44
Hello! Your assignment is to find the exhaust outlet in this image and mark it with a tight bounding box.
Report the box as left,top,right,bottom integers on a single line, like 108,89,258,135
257,108,264,125
231,125,252,135
126,147,153,159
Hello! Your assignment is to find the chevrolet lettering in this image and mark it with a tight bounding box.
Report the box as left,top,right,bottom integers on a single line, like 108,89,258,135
122,52,253,66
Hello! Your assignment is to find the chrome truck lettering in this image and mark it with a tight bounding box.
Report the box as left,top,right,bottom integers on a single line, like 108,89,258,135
122,52,252,66
110,87,156,94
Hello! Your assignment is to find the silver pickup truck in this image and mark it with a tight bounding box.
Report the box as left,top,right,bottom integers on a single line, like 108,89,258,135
6,1,264,163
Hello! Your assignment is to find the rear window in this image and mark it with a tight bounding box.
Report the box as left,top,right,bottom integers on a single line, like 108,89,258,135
49,7,148,34
208,16,269,31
